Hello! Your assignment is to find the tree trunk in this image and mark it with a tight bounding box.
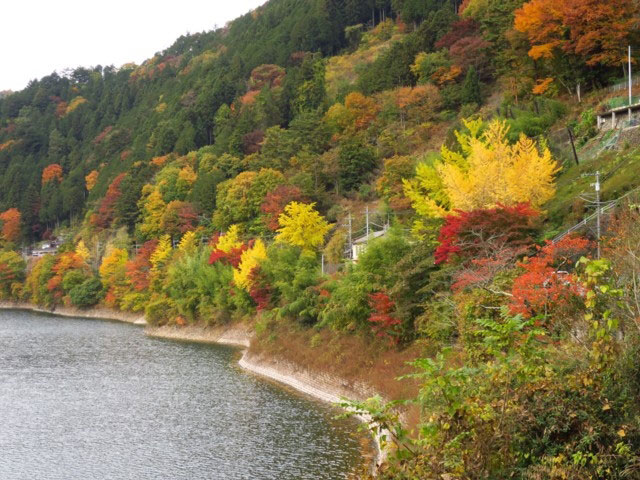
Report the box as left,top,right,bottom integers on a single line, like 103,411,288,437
567,126,580,166
577,82,581,103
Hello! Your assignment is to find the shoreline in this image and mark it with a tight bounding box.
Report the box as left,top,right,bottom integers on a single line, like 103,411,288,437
0,304,386,473
147,324,386,471
0,301,146,325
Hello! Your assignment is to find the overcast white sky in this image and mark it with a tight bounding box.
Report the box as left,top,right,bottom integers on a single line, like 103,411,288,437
1,0,266,92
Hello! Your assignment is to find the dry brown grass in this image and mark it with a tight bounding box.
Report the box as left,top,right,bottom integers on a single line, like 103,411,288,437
249,320,425,429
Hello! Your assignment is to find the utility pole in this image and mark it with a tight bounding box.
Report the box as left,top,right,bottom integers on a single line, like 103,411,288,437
365,206,370,239
347,212,352,259
629,45,633,123
94,240,101,271
594,171,601,259
567,127,580,166
581,171,602,259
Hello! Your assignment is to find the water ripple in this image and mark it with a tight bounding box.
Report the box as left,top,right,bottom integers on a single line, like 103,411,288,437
0,310,363,479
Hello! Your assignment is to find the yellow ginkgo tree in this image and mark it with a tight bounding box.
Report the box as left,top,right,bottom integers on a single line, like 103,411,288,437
275,202,332,255
233,239,267,291
177,230,198,255
216,224,243,253
403,118,559,236
75,240,91,263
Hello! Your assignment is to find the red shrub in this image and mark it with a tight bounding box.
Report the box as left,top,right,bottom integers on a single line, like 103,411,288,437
435,19,479,50
368,292,401,343
208,245,248,268
248,267,272,311
93,126,113,145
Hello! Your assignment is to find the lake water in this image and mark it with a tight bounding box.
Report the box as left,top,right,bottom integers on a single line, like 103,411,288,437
0,310,365,479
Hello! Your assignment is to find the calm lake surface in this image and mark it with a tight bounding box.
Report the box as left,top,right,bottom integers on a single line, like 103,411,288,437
0,310,364,479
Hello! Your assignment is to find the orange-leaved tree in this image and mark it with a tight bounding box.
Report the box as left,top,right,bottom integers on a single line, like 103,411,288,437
42,164,63,185
0,250,26,299
515,0,639,77
260,185,306,231
510,236,591,319
46,252,88,304
85,170,99,192
0,208,21,243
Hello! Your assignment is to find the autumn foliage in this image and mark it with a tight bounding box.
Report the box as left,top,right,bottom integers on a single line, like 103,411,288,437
93,126,113,145
515,0,639,67
209,225,248,268
404,119,559,223
435,203,540,265
0,208,21,243
42,164,63,185
233,239,267,291
91,173,126,228
368,291,401,343
160,201,198,238
0,250,25,299
85,170,99,191
435,203,541,292
126,240,159,292
510,236,591,318
276,202,332,254
326,92,380,135
99,247,128,308
46,252,87,302
241,64,285,105
260,185,306,231
248,267,272,310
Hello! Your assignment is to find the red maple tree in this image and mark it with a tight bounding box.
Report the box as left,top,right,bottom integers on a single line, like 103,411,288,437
161,201,198,238
126,239,159,292
91,173,126,229
260,185,306,231
435,203,540,265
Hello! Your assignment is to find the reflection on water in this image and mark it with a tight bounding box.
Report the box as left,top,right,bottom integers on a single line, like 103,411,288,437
0,310,363,479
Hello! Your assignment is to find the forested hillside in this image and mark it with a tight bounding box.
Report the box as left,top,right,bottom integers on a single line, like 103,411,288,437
2,0,640,477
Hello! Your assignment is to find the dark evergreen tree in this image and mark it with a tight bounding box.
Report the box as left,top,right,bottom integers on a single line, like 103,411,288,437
461,66,482,105
338,138,377,192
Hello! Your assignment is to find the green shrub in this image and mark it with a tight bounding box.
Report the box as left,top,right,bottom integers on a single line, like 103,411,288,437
145,296,176,326
166,247,236,323
62,270,87,293
69,277,104,308
262,245,323,325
